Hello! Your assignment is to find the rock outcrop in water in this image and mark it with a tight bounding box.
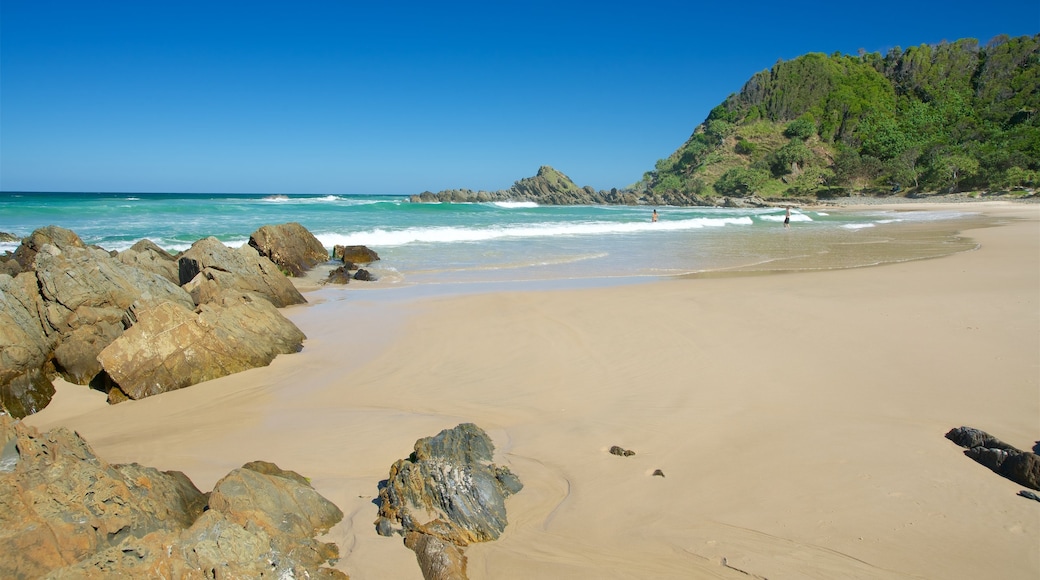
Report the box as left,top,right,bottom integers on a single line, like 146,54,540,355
376,423,522,580
411,165,641,206
0,413,346,578
946,426,1040,491
249,221,331,277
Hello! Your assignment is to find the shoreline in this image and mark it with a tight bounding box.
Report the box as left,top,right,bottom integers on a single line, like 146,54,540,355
23,201,1040,579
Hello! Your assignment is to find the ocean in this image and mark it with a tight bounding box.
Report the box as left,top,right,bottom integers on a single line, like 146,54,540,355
0,192,982,288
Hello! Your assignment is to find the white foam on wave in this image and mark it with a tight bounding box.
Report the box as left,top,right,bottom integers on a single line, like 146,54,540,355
316,216,752,248
759,213,813,223
0,242,20,253
843,223,876,229
490,201,539,209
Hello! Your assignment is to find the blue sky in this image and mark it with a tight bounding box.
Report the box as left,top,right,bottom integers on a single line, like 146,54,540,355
2,1,1037,194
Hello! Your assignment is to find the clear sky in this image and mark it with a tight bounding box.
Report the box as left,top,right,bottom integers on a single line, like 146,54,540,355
2,1,1037,194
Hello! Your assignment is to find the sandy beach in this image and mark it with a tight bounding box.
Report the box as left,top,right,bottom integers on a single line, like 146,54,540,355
24,201,1039,579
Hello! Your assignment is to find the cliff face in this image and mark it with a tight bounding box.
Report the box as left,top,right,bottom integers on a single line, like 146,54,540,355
649,34,1040,199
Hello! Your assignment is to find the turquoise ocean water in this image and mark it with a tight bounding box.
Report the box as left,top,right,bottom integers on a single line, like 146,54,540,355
0,192,980,287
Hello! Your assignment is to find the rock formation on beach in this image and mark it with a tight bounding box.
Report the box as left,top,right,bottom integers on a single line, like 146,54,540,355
179,236,306,308
0,412,346,578
376,423,522,580
946,426,1040,491
249,221,331,277
0,223,322,417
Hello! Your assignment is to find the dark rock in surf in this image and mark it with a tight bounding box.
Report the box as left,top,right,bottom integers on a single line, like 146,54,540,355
333,244,380,265
353,268,376,281
249,222,330,277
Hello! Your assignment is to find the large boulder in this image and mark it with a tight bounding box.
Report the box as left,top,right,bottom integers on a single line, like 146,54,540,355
179,237,306,307
0,273,57,418
33,239,195,384
0,414,347,579
249,222,330,277
376,423,522,579
98,290,306,402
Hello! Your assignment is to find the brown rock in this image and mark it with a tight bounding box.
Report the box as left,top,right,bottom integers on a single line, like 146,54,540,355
249,222,330,277
179,237,306,307
0,273,57,417
98,291,305,402
116,238,180,284
333,244,380,264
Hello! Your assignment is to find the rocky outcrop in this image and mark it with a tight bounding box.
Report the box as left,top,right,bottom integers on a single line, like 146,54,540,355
376,423,522,580
33,235,195,385
98,290,305,402
0,232,18,243
333,244,380,264
116,238,181,284
411,165,617,205
946,426,1040,490
179,236,306,307
249,222,330,277
0,413,346,579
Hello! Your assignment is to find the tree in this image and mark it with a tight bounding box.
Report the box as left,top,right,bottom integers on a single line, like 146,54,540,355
714,167,769,196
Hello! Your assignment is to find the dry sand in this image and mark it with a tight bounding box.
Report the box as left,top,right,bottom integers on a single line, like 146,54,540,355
25,202,1039,579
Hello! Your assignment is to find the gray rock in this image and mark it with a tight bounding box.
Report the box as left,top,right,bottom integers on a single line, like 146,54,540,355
376,423,522,546
179,237,306,307
98,291,305,402
354,268,377,281
249,222,330,277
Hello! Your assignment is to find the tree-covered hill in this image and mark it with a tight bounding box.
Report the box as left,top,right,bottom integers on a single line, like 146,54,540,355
646,34,1040,201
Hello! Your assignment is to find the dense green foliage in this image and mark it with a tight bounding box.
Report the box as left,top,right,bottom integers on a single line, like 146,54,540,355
647,34,1040,198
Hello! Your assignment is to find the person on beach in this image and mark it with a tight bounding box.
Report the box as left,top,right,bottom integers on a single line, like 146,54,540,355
652,209,658,223
784,207,791,228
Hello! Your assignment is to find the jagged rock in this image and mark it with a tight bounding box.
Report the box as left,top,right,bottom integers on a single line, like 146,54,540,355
98,291,305,402
0,273,57,418
376,423,522,546
354,268,377,281
32,237,194,385
0,414,347,579
0,232,18,243
116,238,180,284
333,244,380,264
946,426,1040,490
249,222,330,277
0,415,206,577
327,265,353,285
179,237,306,307
10,224,86,271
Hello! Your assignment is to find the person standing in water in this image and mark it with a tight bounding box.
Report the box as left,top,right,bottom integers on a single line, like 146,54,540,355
784,206,791,228
652,209,658,222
